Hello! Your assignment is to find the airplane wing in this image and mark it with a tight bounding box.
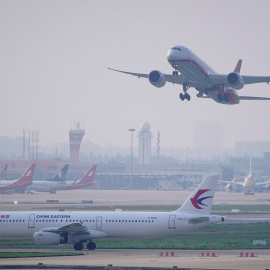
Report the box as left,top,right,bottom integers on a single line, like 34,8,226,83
242,75,270,85
40,223,108,238
256,181,270,187
42,223,88,235
107,67,186,85
208,74,270,86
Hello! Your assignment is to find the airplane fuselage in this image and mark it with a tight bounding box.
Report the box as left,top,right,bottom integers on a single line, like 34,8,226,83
0,211,222,240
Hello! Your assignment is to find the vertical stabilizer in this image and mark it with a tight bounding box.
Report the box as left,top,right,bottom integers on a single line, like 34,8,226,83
79,165,97,185
50,164,69,181
0,164,8,179
175,175,219,215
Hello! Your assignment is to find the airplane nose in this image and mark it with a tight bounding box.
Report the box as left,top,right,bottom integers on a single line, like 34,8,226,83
167,49,175,61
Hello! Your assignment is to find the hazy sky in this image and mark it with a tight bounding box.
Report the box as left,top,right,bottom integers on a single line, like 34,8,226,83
1,0,270,150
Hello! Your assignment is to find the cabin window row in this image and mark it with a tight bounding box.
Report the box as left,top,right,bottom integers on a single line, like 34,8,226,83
35,219,95,223
0,220,25,222
105,219,155,223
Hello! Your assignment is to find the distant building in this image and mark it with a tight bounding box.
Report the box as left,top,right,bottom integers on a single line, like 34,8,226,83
69,122,85,162
235,141,270,157
138,122,153,164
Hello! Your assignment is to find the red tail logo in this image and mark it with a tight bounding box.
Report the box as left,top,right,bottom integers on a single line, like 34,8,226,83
190,189,213,209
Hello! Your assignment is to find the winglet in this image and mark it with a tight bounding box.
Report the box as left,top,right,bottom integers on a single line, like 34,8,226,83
234,59,242,73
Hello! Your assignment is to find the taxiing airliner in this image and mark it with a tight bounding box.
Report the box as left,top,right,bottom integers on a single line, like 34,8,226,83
108,45,270,104
0,164,35,193
0,175,224,250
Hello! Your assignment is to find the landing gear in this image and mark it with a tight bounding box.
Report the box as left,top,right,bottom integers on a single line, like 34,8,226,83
179,83,191,101
173,70,178,75
73,241,97,251
179,93,190,101
74,242,84,250
87,241,96,250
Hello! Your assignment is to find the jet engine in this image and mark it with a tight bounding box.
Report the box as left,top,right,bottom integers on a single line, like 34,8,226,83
148,70,166,88
33,232,68,245
226,72,245,90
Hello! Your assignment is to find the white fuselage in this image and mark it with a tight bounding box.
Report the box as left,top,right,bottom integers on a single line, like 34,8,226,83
167,46,239,104
0,211,221,240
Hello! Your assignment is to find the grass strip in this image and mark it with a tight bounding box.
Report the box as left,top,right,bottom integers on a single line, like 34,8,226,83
0,223,269,250
0,251,83,258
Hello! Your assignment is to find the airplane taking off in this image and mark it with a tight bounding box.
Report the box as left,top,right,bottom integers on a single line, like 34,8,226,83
0,164,8,179
25,164,69,193
0,164,35,193
0,175,224,250
108,45,270,104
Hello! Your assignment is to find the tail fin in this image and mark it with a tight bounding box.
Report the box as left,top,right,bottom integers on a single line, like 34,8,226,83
0,164,8,179
78,165,97,185
17,164,36,184
249,156,252,176
234,59,242,73
175,175,219,215
50,164,69,181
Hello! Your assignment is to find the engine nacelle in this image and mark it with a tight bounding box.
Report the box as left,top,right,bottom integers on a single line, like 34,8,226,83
33,232,68,245
226,72,245,90
148,70,166,88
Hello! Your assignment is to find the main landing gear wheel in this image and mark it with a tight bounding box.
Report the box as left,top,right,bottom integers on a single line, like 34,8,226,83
74,242,84,250
87,241,96,250
179,93,190,101
173,70,178,75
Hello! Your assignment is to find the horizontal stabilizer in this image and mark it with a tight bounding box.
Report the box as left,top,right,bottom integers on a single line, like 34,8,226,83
238,96,270,100
188,217,209,225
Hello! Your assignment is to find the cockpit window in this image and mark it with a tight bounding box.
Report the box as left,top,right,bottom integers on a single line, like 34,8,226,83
172,47,182,51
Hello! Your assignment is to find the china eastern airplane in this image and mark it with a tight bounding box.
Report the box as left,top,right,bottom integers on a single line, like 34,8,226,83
108,45,270,104
0,164,35,193
0,175,224,250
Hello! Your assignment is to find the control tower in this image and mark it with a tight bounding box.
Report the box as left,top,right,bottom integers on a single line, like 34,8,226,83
138,122,153,164
69,122,85,162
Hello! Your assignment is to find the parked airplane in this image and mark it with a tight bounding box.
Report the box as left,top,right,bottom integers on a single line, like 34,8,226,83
223,158,270,192
49,164,69,181
0,164,8,179
0,175,224,250
108,45,270,104
59,164,96,191
26,164,69,193
0,164,35,193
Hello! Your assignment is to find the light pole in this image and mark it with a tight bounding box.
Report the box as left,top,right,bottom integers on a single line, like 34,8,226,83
129,128,135,189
